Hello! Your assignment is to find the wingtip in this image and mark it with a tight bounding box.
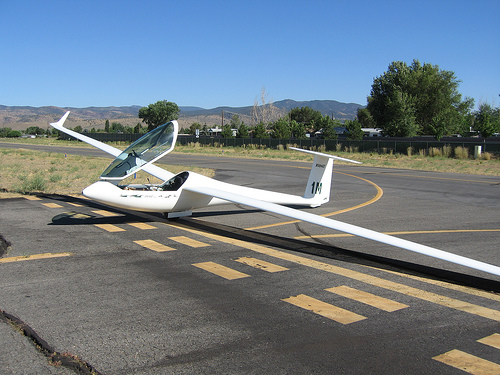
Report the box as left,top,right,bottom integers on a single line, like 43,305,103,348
50,111,70,128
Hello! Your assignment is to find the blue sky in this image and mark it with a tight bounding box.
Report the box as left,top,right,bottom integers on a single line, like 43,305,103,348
1,0,499,109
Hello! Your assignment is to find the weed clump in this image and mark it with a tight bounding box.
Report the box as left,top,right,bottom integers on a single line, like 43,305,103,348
454,146,469,159
19,174,46,192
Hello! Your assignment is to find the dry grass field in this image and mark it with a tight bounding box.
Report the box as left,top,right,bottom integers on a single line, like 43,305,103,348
0,147,214,198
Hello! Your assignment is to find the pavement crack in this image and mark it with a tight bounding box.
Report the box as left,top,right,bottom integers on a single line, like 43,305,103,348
0,308,103,374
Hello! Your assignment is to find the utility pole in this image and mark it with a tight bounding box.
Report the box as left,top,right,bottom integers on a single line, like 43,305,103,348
222,109,224,128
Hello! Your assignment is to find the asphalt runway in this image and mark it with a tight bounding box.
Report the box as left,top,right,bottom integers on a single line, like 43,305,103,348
1,143,500,374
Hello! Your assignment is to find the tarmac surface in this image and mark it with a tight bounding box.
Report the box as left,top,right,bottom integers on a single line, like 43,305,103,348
1,143,499,374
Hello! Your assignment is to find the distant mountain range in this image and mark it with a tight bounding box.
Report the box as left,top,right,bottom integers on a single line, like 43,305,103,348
0,100,363,130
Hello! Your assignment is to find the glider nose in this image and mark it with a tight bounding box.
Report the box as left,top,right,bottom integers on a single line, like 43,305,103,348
82,181,115,200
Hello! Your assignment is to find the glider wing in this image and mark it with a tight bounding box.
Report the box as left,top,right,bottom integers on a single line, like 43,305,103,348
50,112,175,181
184,185,500,277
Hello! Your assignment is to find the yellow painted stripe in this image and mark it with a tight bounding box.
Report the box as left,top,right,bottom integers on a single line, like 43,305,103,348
67,194,88,199
165,221,500,322
63,211,91,219
282,294,366,324
234,257,289,273
433,349,500,374
325,285,408,312
134,239,175,252
94,224,125,232
246,172,383,230
42,202,63,208
192,261,250,280
23,195,42,201
67,202,84,207
128,222,156,230
365,266,500,302
169,236,210,248
478,333,500,350
92,210,120,217
296,228,500,239
70,213,91,219
0,252,72,263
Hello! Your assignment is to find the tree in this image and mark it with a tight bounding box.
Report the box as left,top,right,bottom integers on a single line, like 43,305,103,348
189,122,202,135
0,127,12,137
271,118,291,139
252,88,282,126
26,126,45,135
237,123,250,138
221,123,234,138
230,114,242,129
289,107,323,131
6,130,21,138
474,103,499,138
73,125,83,133
356,108,374,127
384,90,419,137
318,116,339,140
133,123,144,133
138,100,180,131
252,122,269,138
344,120,364,140
110,122,124,133
367,59,474,138
290,120,307,139
104,119,110,132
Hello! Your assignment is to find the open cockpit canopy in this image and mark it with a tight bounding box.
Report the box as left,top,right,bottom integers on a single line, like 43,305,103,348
100,121,178,180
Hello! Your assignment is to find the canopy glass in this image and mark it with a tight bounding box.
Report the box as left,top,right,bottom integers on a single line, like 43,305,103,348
100,121,177,180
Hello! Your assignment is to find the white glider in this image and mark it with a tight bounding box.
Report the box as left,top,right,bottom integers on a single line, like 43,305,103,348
51,112,500,277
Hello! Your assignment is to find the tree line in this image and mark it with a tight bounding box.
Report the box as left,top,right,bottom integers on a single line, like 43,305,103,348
138,98,365,141
139,60,499,141
0,120,148,138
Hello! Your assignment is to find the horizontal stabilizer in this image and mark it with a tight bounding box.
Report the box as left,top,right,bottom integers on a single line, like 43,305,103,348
289,147,362,164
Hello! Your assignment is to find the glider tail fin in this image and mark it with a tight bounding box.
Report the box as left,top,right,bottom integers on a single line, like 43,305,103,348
289,147,361,207
303,154,334,205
